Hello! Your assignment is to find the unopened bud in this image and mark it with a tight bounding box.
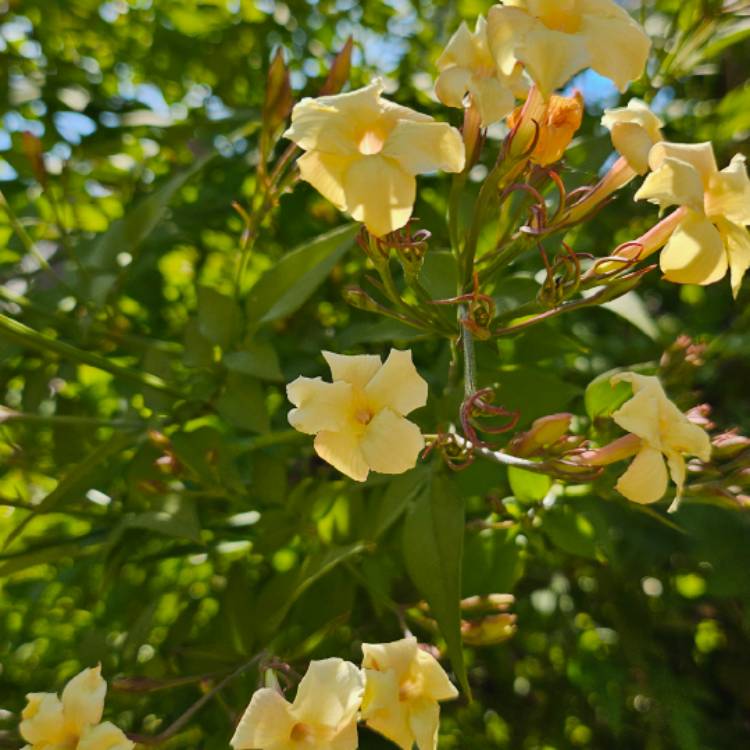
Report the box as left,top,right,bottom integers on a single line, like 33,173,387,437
263,48,293,136
576,433,642,467
510,413,573,457
342,286,384,313
319,37,354,96
461,613,517,646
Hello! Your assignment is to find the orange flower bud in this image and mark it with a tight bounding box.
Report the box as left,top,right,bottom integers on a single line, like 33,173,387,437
508,91,584,166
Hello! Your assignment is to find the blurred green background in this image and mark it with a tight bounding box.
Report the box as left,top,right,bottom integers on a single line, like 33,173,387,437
1,1,750,748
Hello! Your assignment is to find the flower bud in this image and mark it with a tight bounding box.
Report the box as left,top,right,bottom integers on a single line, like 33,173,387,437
461,613,517,646
508,91,584,166
509,413,573,457
319,37,353,96
263,48,293,137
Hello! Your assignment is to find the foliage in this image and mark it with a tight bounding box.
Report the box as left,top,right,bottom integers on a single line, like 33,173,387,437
1,1,750,749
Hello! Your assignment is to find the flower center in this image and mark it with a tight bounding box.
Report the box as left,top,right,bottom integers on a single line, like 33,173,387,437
358,129,386,155
399,674,424,702
290,723,316,743
355,408,374,425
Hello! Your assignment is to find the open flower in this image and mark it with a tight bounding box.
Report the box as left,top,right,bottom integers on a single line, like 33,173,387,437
19,666,133,750
361,638,458,750
287,349,428,482
601,98,664,174
635,142,750,296
435,15,527,127
230,659,363,750
507,89,584,165
283,80,465,237
487,0,651,98
610,373,711,510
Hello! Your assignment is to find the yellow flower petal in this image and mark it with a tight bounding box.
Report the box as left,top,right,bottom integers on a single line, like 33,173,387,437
470,76,518,127
515,26,590,97
297,150,352,211
414,649,459,702
314,429,369,482
343,154,415,237
322,351,383,390
77,722,134,750
660,212,728,286
706,153,750,225
580,7,651,92
648,141,718,186
360,409,424,475
611,377,663,447
717,219,750,299
362,637,419,681
361,669,413,750
487,5,537,76
634,157,705,212
434,65,472,109
61,666,106,736
602,100,664,174
230,688,295,750
616,446,669,504
408,697,440,750
287,377,353,435
382,120,465,176
20,693,69,747
292,658,364,729
364,349,428,416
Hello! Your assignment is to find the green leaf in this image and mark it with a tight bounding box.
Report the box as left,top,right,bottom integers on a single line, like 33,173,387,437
599,291,659,341
86,150,214,272
508,465,551,503
403,474,470,697
114,494,202,543
245,223,358,328
462,528,523,597
419,250,458,301
224,342,283,382
216,373,269,433
490,369,579,427
198,286,241,350
372,465,432,541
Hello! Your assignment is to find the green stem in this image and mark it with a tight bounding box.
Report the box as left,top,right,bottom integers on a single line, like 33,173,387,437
0,313,185,398
460,305,477,398
0,409,142,429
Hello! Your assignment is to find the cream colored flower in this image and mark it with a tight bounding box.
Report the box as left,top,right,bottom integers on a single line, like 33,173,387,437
635,142,750,296
435,15,527,127
361,637,458,750
283,80,465,237
287,349,428,482
19,666,132,750
230,658,363,750
610,373,711,509
487,0,651,98
601,99,664,174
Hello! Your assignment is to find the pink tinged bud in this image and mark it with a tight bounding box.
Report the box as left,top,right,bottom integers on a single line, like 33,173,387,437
615,206,689,263
510,413,573,457
565,156,636,224
576,433,642,466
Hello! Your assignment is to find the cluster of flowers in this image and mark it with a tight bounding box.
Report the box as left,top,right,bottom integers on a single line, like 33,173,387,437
280,0,743,506
18,638,457,750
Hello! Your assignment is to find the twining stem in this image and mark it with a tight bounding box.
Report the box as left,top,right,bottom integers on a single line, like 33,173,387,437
127,652,267,746
0,313,185,398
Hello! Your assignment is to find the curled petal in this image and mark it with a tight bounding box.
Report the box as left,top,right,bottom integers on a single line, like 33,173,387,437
660,213,728,286
61,665,106,735
717,219,750,298
20,693,69,747
364,349,428,416
436,21,478,71
314,429,369,482
434,65,473,109
607,121,659,175
648,141,718,185
616,446,669,504
287,377,353,435
487,6,537,77
230,688,294,750
343,155,416,237
635,157,705,212
408,697,440,750
515,27,590,97
322,351,383,389
360,409,424,475
706,153,750,225
77,722,134,750
470,76,518,128
297,151,352,211
580,11,651,92
415,649,459,702
292,658,364,729
383,120,465,176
